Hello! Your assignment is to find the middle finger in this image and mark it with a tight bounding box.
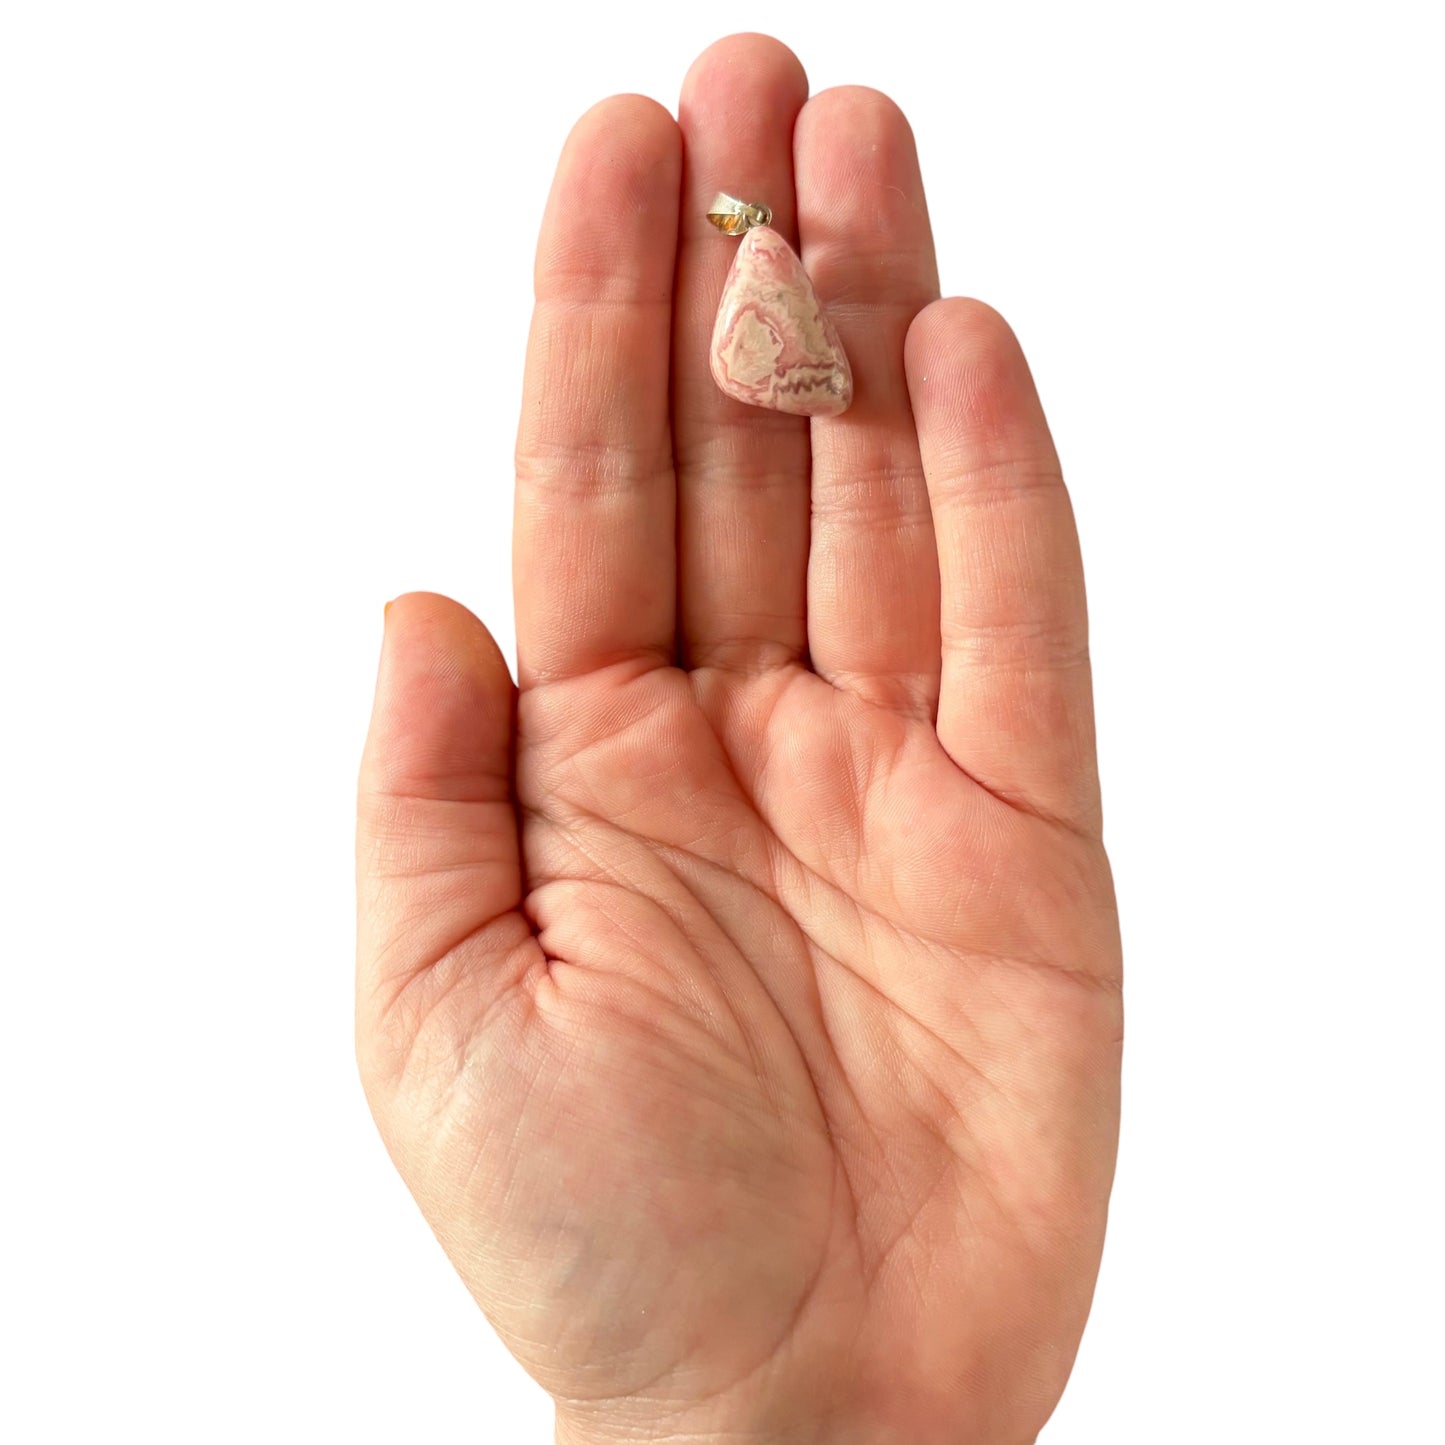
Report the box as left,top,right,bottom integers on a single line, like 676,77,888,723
674,34,812,675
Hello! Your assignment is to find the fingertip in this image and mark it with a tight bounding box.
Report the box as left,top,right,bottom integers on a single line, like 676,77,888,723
564,92,681,165
905,297,1019,375
905,298,1053,466
379,591,512,695
794,83,937,306
795,86,922,211
681,33,809,110
379,590,507,673
366,593,514,804
537,93,682,306
798,84,914,144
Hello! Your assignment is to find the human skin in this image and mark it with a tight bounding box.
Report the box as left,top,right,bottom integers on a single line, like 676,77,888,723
356,32,1122,1445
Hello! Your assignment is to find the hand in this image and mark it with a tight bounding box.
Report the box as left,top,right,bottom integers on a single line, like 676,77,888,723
356,33,1121,1445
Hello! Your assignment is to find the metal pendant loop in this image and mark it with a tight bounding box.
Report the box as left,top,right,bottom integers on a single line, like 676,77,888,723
706,192,773,236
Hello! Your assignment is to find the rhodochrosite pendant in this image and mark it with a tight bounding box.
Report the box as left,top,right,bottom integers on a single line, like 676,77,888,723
707,197,853,418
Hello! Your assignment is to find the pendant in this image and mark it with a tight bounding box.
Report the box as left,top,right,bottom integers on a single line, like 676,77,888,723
707,193,853,417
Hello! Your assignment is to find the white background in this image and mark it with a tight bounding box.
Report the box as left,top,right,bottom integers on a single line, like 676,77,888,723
2,1,1440,1439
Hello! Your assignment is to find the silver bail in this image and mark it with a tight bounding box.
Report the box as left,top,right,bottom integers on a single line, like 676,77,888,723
706,193,773,236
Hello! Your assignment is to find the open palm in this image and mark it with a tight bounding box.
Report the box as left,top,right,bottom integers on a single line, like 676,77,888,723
357,35,1121,1445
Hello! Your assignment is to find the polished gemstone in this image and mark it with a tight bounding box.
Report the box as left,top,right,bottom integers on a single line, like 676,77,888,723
710,226,852,417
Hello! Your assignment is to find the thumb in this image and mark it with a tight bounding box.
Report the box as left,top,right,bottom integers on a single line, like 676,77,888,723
355,592,532,1087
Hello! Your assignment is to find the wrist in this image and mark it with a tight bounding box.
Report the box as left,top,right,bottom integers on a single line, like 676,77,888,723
554,1392,838,1445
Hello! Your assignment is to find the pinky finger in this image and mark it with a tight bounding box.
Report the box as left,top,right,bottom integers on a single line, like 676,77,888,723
905,299,1101,833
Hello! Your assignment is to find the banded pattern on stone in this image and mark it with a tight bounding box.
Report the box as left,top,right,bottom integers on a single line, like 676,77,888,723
710,226,853,417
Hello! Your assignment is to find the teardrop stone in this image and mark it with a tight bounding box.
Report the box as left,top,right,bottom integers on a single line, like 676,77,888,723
710,227,853,417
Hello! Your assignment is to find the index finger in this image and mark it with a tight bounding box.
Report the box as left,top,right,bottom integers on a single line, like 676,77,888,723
512,96,682,688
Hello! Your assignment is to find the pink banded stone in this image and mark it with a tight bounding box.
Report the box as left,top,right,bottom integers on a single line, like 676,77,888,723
710,226,853,417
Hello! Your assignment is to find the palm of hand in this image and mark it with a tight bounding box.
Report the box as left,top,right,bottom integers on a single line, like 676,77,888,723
358,35,1121,1445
